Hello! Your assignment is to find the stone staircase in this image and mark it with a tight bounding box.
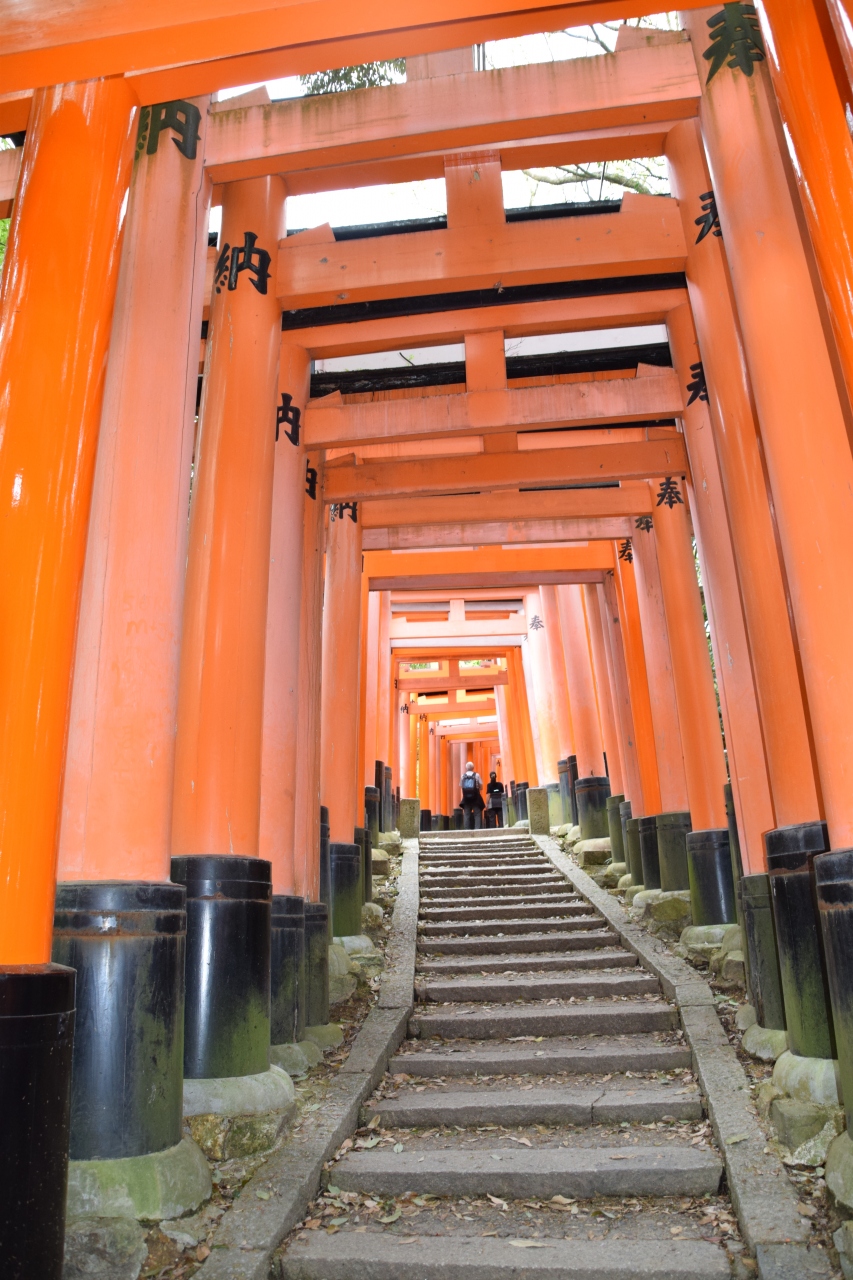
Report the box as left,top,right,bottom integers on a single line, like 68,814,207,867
281,831,738,1278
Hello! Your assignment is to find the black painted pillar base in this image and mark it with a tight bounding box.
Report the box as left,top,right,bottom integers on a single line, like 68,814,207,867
816,851,853,1129
766,823,835,1060
53,881,186,1159
575,776,611,841
171,856,272,1080
606,794,626,862
330,842,361,936
686,829,737,926
271,895,305,1045
304,903,330,1027
319,806,332,939
740,874,786,1032
420,808,432,832
365,786,381,851
0,964,75,1280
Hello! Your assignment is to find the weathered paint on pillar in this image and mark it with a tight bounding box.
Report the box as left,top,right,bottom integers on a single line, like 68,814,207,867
0,78,137,962
440,735,449,817
523,591,561,783
583,584,624,796
407,703,419,799
630,526,689,813
665,117,820,830
538,585,574,761
648,472,727,830
293,451,325,900
599,579,644,812
172,175,284,862
611,556,662,815
684,8,853,846
668,303,775,871
320,502,364,843
556,585,605,778
59,94,209,886
259,343,311,893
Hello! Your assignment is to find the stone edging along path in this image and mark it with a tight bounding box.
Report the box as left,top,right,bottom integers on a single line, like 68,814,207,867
193,838,420,1280
532,834,831,1280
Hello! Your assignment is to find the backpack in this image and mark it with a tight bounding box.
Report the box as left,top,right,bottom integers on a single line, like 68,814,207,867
461,773,479,796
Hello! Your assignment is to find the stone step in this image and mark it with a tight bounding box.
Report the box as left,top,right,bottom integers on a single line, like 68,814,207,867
330,1144,722,1199
419,850,543,860
419,917,602,937
414,971,659,1003
390,1036,692,1077
420,866,559,879
420,886,572,901
420,877,568,891
417,930,618,956
281,1234,730,1280
363,1084,703,1128
419,902,586,922
415,949,635,975
409,1001,677,1040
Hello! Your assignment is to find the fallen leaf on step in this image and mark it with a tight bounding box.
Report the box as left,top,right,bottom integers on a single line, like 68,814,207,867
304,1219,321,1229
255,1189,271,1200
509,1241,550,1248
367,1116,381,1128
508,1136,532,1147
487,1194,508,1210
379,1208,402,1224
196,1245,211,1261
551,1195,576,1205
399,1237,420,1244
609,1153,633,1160
726,1134,749,1145
797,1202,818,1217
393,1143,404,1153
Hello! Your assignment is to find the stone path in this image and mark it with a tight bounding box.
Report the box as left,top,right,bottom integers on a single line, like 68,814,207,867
280,831,742,1278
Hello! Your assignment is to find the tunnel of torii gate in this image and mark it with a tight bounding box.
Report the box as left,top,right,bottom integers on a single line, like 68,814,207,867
8,0,853,1273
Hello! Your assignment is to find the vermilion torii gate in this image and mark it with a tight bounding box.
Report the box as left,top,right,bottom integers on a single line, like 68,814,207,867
5,3,853,1273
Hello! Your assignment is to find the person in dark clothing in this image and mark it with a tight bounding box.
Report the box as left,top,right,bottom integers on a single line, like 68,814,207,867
459,761,485,829
484,772,505,828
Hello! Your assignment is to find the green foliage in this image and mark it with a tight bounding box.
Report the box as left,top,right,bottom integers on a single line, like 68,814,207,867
301,60,405,96
0,217,9,276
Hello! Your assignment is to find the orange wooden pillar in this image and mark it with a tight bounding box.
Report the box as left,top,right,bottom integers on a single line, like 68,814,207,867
667,304,776,871
0,79,136,1265
523,591,561,783
172,175,284,864
407,705,419,799
361,592,380,788
495,684,516,783
376,592,392,772
610,558,662,815
293,452,326,899
630,527,689,812
417,715,430,809
597,581,644,812
555,585,605,778
0,79,138,964
665,118,820,831
319,503,364,843
647,477,727,831
259,343,311,893
758,0,853,413
440,735,449,817
582,584,624,796
59,93,209,889
684,9,853,846
538,585,575,761
397,689,410,800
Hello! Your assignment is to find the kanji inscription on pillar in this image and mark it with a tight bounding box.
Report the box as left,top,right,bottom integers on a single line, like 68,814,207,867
305,464,319,499
213,232,272,295
276,393,301,445
618,539,634,563
528,615,544,631
695,191,722,243
136,100,202,160
635,516,653,533
686,361,709,406
703,4,766,82
330,502,359,523
656,477,684,509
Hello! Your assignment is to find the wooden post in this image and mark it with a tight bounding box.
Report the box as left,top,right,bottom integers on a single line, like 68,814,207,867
259,342,311,892
0,79,137,961
555,585,606,778
684,7,853,845
293,451,325,899
319,501,364,843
